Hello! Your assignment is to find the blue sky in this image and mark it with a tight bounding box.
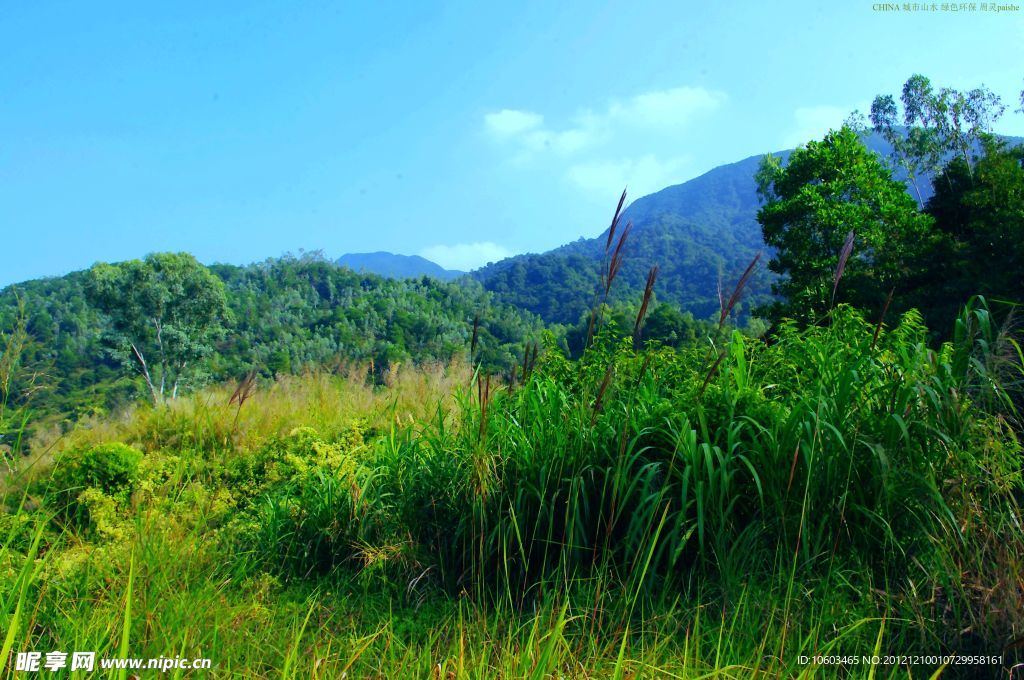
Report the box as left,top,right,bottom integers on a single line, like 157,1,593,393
2,1,1022,286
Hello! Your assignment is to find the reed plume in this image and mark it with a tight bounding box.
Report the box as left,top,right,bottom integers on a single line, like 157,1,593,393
477,373,491,442
832,230,855,307
871,286,895,350
633,265,659,347
228,370,258,434
718,251,762,328
590,363,615,425
586,189,630,347
520,341,538,382
606,187,628,252
470,313,480,359
605,221,632,297
702,251,764,394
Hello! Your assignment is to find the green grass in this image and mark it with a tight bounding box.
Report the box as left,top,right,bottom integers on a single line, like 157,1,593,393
1,301,1021,678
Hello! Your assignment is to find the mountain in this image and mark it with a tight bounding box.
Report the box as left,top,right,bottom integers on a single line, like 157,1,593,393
336,252,464,281
474,132,1023,326
474,150,785,325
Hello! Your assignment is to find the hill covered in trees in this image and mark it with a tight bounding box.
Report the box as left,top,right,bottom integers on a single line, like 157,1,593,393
473,128,1021,327
472,151,778,325
0,254,541,421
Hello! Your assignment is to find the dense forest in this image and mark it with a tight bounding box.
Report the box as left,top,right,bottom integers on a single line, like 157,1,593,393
0,254,543,421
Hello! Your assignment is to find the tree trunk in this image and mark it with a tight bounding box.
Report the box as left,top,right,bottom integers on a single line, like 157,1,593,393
171,361,186,399
130,343,160,404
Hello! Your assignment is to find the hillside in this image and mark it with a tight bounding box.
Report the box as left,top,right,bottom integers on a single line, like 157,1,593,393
473,132,1022,325
0,255,539,419
336,251,464,280
473,151,785,325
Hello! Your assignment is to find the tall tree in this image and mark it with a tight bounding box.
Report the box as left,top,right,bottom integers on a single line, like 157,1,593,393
756,126,934,324
869,74,1006,205
86,253,229,403
916,136,1024,317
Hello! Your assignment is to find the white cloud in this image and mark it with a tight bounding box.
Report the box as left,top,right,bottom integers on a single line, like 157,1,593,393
485,109,600,159
483,86,724,199
566,154,692,201
781,103,867,148
484,109,544,138
608,87,725,127
483,86,725,162
420,241,512,271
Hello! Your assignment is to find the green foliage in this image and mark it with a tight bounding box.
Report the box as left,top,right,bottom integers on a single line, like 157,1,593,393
0,270,136,421
211,255,539,377
86,252,230,403
757,126,935,324
561,302,718,357
2,294,1022,676
0,254,542,419
472,252,603,325
189,300,1018,622
49,442,144,500
432,304,1019,600
835,74,1024,337
869,73,1007,205
42,442,144,533
226,426,379,577
910,137,1024,327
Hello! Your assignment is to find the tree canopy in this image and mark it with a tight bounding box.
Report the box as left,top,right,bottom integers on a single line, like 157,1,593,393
86,252,229,403
756,126,933,324
1,254,545,417
867,74,1006,205
758,74,1022,334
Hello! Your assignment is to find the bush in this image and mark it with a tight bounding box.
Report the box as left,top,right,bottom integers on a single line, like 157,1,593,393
225,425,390,578
43,442,144,525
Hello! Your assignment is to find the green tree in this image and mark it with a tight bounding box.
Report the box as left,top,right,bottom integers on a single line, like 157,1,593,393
913,136,1024,321
868,74,1006,204
642,303,700,347
85,253,229,403
757,126,934,324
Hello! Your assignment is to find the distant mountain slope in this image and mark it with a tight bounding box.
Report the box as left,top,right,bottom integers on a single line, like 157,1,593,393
337,252,464,280
474,150,785,325
474,132,1022,325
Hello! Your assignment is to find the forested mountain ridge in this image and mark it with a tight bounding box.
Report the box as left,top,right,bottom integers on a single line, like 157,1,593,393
0,255,540,419
471,149,791,325
473,131,1022,325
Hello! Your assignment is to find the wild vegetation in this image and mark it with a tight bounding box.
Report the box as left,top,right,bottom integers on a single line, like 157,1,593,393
0,253,543,421
758,76,1024,336
1,73,1022,678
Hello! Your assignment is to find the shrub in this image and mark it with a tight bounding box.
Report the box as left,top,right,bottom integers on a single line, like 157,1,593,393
43,442,143,520
225,425,389,578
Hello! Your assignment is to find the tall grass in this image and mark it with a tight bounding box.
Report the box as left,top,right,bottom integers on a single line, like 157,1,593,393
1,300,1021,677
